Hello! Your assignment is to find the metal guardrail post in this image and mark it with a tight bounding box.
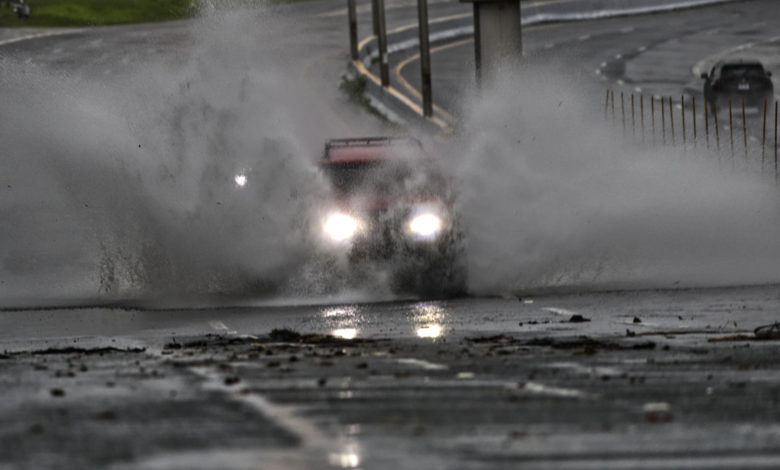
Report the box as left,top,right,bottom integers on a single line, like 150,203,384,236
347,0,358,61
371,0,380,36
417,0,433,117
376,0,390,87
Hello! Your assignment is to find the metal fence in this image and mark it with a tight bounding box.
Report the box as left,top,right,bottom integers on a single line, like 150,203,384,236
605,89,779,177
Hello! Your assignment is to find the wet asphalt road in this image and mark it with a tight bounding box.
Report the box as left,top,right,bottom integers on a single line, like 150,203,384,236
4,1,780,469
394,0,780,118
3,286,780,469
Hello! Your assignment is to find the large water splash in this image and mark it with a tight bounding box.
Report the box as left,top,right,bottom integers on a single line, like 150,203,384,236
452,65,780,294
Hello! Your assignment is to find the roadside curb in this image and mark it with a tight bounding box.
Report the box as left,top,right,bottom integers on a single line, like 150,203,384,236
350,0,742,133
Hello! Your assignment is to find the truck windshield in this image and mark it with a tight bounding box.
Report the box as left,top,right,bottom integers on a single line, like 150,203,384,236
322,160,446,198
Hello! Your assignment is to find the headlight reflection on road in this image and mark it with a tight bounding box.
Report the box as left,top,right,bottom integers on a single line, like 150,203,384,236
328,444,361,468
414,303,446,339
322,306,359,318
416,324,442,338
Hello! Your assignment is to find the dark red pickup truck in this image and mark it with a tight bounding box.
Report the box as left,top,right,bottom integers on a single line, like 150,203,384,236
313,136,466,295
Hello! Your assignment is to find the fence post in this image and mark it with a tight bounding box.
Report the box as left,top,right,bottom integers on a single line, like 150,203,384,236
704,98,709,149
611,90,616,123
681,95,686,150
692,95,697,149
661,96,666,145
729,99,734,160
713,100,720,153
742,96,748,160
669,96,675,146
651,96,656,145
640,95,645,144
762,98,767,169
621,92,626,135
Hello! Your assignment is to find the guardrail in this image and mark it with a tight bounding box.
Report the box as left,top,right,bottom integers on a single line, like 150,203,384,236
346,0,743,134
605,89,779,178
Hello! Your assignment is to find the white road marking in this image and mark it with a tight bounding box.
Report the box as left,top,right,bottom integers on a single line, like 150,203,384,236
191,366,331,449
523,381,590,399
546,361,623,377
578,34,591,41
396,358,448,371
614,53,623,59
543,307,580,317
0,29,83,48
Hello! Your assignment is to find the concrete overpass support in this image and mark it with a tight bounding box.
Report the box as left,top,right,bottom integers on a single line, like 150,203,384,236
462,0,522,85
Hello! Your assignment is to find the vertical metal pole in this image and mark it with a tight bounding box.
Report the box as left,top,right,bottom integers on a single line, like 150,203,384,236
376,0,390,87
631,94,636,137
621,92,625,136
640,94,645,144
611,90,615,123
605,89,610,120
713,100,720,153
417,0,433,117
704,97,710,150
729,98,734,159
692,95,697,148
775,101,777,178
762,98,767,168
681,95,686,149
669,96,675,146
651,96,656,145
371,0,380,36
347,0,359,61
473,4,481,87
742,95,747,160
661,96,666,145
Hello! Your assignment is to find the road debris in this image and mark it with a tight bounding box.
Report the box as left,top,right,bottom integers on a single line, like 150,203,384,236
754,322,780,340
643,402,673,423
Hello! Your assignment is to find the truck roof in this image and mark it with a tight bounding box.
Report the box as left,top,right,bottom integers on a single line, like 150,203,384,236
320,136,423,165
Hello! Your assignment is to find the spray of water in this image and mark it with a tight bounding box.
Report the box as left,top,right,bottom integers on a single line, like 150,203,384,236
0,4,371,302
3,3,779,304
452,65,780,295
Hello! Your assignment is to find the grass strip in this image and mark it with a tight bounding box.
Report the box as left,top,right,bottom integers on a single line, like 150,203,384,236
0,0,197,27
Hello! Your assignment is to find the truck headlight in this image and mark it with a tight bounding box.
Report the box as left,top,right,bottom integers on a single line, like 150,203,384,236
323,212,361,242
407,213,444,239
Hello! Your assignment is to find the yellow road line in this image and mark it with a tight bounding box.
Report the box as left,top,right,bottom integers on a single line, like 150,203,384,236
393,39,473,123
353,10,565,129
352,58,450,131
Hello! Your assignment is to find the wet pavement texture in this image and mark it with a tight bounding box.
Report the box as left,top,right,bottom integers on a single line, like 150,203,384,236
4,287,780,469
